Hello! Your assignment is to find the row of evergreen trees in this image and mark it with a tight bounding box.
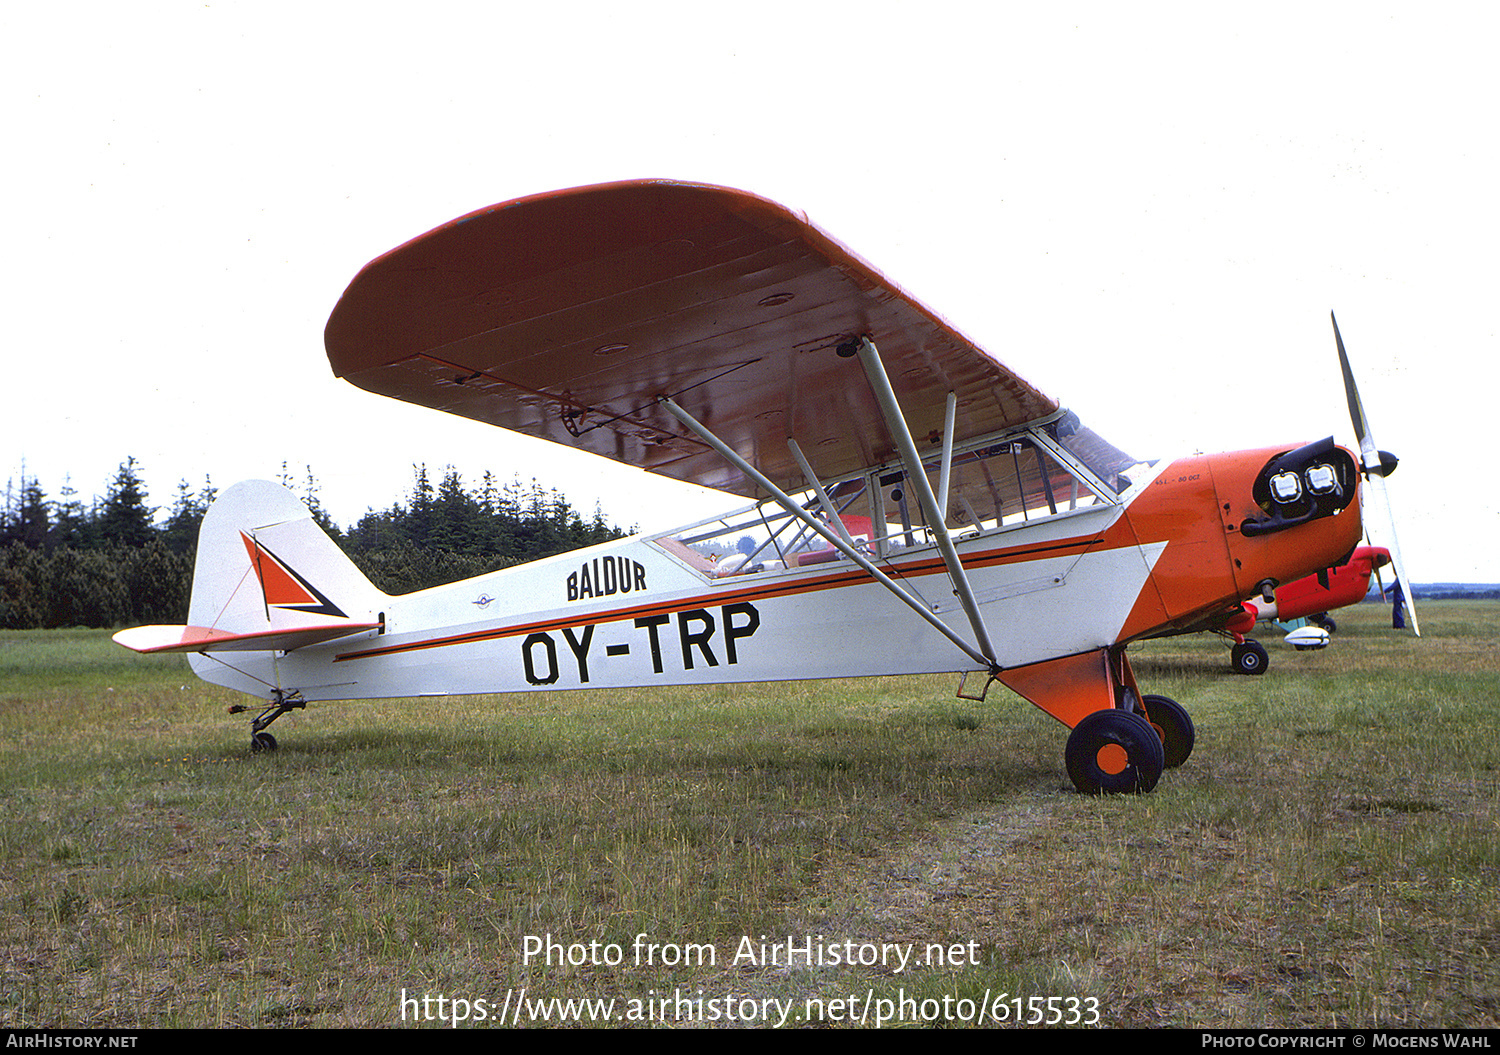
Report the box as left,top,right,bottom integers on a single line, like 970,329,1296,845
0,460,628,629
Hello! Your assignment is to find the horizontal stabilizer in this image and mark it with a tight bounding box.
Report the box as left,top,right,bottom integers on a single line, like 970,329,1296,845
112,622,381,655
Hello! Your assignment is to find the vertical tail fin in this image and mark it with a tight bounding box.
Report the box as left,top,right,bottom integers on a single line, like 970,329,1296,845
113,480,385,654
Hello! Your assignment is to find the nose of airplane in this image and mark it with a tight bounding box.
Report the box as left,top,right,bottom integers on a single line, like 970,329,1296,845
1211,441,1364,603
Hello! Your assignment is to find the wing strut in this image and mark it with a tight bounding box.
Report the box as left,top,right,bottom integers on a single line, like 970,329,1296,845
937,390,958,518
848,336,1000,668
786,439,855,547
658,395,996,672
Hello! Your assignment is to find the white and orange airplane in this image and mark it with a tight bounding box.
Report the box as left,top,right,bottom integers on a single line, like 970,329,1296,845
113,180,1414,793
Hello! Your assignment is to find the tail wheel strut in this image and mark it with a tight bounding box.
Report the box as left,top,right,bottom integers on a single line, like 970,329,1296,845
230,689,305,753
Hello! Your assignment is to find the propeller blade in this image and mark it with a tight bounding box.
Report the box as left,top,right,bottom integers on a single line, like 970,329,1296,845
1332,312,1419,635
1332,313,1372,458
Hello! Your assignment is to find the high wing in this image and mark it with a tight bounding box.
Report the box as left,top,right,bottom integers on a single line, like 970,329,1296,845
324,179,1128,496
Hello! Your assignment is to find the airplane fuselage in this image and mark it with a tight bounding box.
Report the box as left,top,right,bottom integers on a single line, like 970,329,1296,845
190,441,1362,720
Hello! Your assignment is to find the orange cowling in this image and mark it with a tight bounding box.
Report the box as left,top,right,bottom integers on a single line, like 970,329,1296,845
1111,444,1365,643
1211,445,1364,605
1110,452,1241,641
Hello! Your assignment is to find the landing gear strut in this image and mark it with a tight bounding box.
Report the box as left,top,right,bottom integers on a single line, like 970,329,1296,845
992,646,1196,794
229,689,305,753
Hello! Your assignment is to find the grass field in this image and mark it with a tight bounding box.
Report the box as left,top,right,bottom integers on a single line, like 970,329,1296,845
2,603,1496,1028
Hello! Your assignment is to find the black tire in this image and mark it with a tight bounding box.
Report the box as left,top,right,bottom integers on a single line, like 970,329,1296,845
1141,694,1195,768
1231,640,1269,675
1065,709,1165,794
251,731,278,753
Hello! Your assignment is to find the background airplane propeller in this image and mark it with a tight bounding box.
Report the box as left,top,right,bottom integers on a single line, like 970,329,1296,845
1332,312,1420,636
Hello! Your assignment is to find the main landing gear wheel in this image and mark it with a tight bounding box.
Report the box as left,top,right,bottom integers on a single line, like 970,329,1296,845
1231,640,1269,676
1141,694,1195,769
1065,709,1165,795
251,731,278,753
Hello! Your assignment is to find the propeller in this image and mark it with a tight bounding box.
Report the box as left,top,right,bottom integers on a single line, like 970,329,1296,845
1332,312,1419,635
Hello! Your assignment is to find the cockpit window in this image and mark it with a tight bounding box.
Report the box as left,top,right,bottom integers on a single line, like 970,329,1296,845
654,425,1121,580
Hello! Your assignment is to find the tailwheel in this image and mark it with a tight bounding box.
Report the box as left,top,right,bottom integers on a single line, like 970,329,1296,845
1141,694,1195,768
238,689,305,754
1231,639,1269,676
1065,708,1165,794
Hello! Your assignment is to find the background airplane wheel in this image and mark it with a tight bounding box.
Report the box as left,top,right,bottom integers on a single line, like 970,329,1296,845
1141,694,1195,768
251,731,278,753
1065,709,1165,794
1231,640,1269,675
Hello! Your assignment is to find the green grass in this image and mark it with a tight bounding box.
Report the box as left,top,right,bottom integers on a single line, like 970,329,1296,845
1,604,1496,1028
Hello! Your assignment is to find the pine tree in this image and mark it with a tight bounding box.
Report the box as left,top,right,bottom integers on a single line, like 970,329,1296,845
299,466,340,539
2,476,51,549
96,459,155,549
163,476,215,556
50,479,91,550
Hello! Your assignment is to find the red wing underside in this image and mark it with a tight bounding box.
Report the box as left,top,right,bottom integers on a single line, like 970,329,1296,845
324,180,1061,498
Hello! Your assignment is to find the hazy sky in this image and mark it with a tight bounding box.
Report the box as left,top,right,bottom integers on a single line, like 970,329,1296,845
5,3,1496,580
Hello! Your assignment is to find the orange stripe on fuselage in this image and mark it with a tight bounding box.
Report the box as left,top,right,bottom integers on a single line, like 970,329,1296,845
333,529,1120,663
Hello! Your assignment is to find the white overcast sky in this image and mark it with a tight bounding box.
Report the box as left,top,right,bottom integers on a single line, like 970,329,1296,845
4,2,1496,581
